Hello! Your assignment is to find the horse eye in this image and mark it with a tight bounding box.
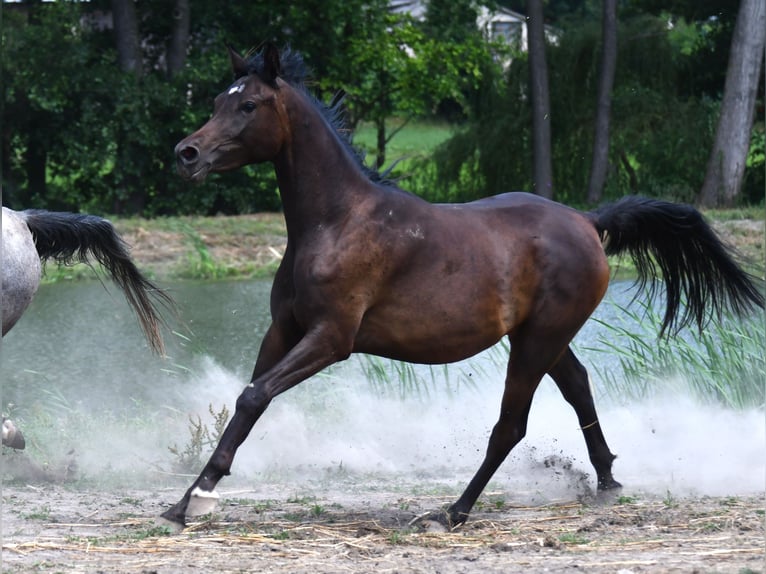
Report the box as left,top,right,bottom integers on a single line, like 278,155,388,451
241,101,257,113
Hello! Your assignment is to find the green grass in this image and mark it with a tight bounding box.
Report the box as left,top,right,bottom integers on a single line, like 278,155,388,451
581,299,765,409
700,205,765,222
22,506,52,521
558,532,590,545
114,212,286,237
353,119,454,165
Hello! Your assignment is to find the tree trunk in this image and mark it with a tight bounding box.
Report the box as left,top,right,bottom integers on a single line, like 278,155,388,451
111,0,143,76
586,0,617,205
24,131,47,206
167,0,190,78
111,0,145,214
697,0,765,207
375,116,387,170
527,0,554,199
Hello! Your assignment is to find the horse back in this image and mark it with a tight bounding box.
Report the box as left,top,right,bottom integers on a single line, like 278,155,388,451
344,191,610,363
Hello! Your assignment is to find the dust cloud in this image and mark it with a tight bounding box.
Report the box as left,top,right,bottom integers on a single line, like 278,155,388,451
8,351,763,502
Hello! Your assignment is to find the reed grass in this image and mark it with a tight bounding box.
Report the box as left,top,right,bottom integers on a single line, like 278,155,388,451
580,299,765,409
352,354,481,400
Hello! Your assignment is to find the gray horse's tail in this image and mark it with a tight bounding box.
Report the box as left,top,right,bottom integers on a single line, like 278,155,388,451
21,210,172,355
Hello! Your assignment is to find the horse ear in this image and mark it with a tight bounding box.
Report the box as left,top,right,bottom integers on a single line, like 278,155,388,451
262,43,282,84
227,44,249,79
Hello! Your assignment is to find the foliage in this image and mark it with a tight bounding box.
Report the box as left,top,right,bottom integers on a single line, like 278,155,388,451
743,123,765,204
1,1,760,213
582,300,765,409
417,9,730,204
168,403,230,473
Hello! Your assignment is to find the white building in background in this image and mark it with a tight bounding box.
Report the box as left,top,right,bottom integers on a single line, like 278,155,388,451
390,1,530,52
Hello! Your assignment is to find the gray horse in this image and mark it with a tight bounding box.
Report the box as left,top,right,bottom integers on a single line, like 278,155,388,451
2,206,172,448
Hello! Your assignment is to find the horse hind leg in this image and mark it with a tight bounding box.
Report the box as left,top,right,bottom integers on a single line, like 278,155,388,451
548,347,621,492
436,330,572,529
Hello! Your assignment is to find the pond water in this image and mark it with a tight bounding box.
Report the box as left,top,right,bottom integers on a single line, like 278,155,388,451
1,279,763,498
0,279,635,409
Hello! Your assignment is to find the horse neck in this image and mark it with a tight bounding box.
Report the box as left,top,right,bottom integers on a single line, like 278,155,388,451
272,87,374,241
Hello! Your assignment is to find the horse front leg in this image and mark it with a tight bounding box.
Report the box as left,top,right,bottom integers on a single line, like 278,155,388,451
160,321,352,527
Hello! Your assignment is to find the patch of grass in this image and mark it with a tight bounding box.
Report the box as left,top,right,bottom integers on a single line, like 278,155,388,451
388,528,413,545
353,119,453,164
175,224,238,280
616,495,638,505
114,213,286,237
22,506,52,521
286,494,316,505
39,262,105,283
663,490,679,509
701,206,765,221
168,403,230,474
310,504,326,517
558,532,590,545
696,521,724,533
129,525,173,540
83,525,173,546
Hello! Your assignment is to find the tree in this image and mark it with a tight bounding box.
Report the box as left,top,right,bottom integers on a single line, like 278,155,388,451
585,0,617,204
527,0,554,199
339,0,491,169
111,0,142,76
697,0,765,207
1,2,95,209
167,0,191,79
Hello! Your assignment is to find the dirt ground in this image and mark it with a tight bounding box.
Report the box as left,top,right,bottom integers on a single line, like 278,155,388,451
1,476,763,573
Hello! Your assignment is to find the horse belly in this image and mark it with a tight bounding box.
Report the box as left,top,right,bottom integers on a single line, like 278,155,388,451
354,283,514,365
1,209,42,335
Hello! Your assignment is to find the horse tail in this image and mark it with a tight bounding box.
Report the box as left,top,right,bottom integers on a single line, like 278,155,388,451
20,210,173,355
588,196,764,336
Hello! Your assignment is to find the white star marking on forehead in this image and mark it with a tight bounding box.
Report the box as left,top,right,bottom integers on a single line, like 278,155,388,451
228,81,246,95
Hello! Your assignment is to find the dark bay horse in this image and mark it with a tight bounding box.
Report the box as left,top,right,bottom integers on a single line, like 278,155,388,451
2,206,170,353
163,44,764,528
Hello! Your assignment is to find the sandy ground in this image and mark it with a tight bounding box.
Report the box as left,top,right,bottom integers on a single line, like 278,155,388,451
2,474,763,573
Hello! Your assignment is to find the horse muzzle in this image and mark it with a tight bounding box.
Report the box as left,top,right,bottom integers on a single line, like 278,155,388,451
175,141,211,182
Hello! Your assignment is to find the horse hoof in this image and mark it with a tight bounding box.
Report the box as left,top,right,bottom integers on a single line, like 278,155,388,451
408,509,461,532
595,480,623,505
154,515,186,534
598,478,623,491
2,418,25,450
186,487,220,517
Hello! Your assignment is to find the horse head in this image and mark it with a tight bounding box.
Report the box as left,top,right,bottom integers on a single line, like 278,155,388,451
175,44,288,182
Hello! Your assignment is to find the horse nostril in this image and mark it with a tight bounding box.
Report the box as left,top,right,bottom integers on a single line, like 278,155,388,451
178,145,200,165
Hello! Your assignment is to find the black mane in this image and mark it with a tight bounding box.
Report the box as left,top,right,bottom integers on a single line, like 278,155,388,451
245,46,391,185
